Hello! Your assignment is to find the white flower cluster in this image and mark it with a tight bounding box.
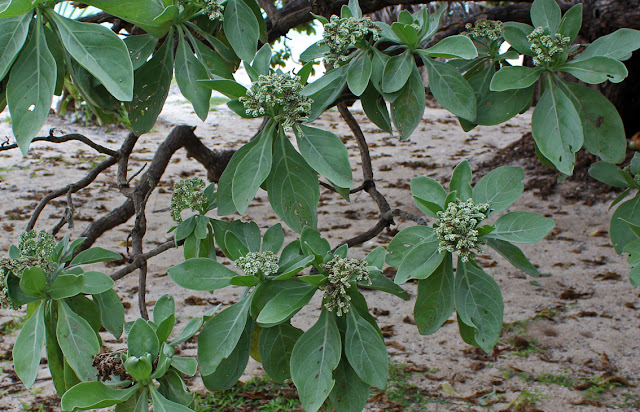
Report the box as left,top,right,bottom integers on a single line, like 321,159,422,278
239,72,312,131
434,199,490,262
527,27,570,66
170,177,207,223
235,251,279,277
463,20,503,42
18,230,56,258
320,256,370,316
319,15,381,68
178,0,223,21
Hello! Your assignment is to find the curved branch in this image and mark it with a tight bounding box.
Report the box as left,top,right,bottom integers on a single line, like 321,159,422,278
0,131,118,157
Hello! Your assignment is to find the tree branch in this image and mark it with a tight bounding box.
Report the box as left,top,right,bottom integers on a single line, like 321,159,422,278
0,131,118,157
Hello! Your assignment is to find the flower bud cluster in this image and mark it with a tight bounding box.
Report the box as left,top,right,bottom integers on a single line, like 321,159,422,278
240,72,312,130
527,27,570,66
235,251,279,277
463,20,503,42
320,256,370,316
178,0,223,21
1,230,56,309
434,199,490,262
319,15,381,68
170,177,207,223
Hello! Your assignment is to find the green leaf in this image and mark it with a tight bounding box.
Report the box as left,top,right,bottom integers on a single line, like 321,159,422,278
414,254,454,335
259,323,303,382
266,133,319,232
562,81,626,164
386,226,435,267
455,260,503,353
70,247,122,267
531,81,583,175
125,33,174,135
217,121,275,214
490,211,555,243
153,294,175,326
0,12,31,81
300,40,329,63
291,309,341,412
223,0,259,62
50,12,133,101
420,35,478,59
391,22,418,47
198,297,251,375
57,300,100,381
360,270,409,300
396,238,445,284
501,22,534,55
390,66,425,140
558,3,582,42
490,66,543,92
223,231,249,260
345,307,388,389
530,0,561,33
168,257,235,292
472,166,524,213
410,176,447,217
124,34,158,70
202,321,252,391
150,386,193,412
382,50,413,94
175,33,211,121
170,316,203,347
295,124,352,189
61,382,139,411
81,271,114,295
560,56,627,84
328,357,370,412
361,85,392,133
450,160,473,200
7,22,56,155
94,289,124,339
230,275,260,287
48,274,85,300
171,356,198,376
199,79,247,99
13,301,45,388
346,52,372,97
302,65,348,121
128,319,160,360
158,369,194,405
256,281,317,327
301,226,330,259
262,224,284,254
611,196,640,253
589,162,629,188
486,238,539,277
19,267,47,297
422,56,476,121
574,28,640,62
81,0,170,38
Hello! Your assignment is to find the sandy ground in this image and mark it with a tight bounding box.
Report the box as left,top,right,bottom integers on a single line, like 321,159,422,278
1,93,639,411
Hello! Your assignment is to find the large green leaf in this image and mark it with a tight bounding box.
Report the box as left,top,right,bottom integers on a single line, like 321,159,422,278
48,274,85,300
559,56,627,84
61,382,139,411
486,238,539,277
530,0,561,33
150,386,193,412
198,297,251,375
490,66,542,92
168,257,235,291
266,133,319,232
0,0,32,18
19,267,47,297
574,28,640,62
81,0,170,38
256,281,317,327
611,195,640,253
7,22,56,155
125,34,174,135
93,289,125,339
420,35,478,59
395,237,444,284
489,211,555,243
328,358,370,412
81,271,114,295
381,50,413,94
175,32,211,121
13,301,45,388
502,22,534,55
50,12,133,101
291,309,341,412
57,300,100,381
70,247,122,266
295,125,352,189
345,307,388,389
386,226,435,267
472,166,524,213
128,318,160,358
202,322,251,391
124,34,158,70
0,12,31,81
259,323,303,382
422,56,476,121
217,121,275,214
346,52,372,96
223,0,259,61
558,3,582,42
450,160,473,200
414,254,454,335
390,66,425,140
302,65,348,121
562,82,626,164
531,81,583,175
361,85,392,133
588,162,629,188
455,260,503,353
410,176,447,217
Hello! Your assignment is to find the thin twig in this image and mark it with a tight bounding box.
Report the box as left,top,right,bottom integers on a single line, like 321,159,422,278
0,131,118,156
111,240,177,281
51,189,76,235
